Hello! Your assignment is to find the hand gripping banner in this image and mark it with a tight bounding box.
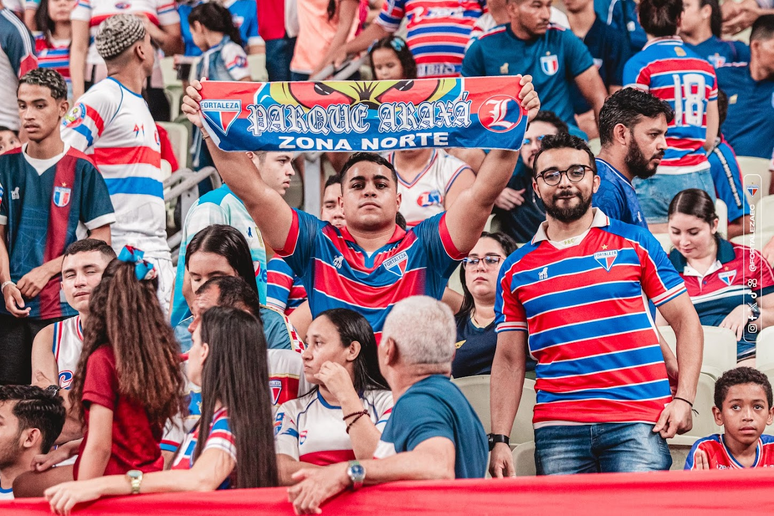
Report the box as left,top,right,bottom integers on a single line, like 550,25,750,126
198,77,528,152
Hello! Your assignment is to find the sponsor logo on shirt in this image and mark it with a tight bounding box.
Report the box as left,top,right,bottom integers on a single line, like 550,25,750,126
500,62,509,74
708,53,725,67
201,99,242,134
63,103,86,128
538,267,548,280
58,370,74,389
274,411,284,436
416,190,442,207
53,185,71,207
594,250,618,272
332,255,344,269
719,270,737,287
383,251,409,277
478,96,522,133
540,54,559,76
299,429,308,445
11,187,19,200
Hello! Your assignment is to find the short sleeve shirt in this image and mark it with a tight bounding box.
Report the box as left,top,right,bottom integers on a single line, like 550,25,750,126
462,24,595,127
592,157,647,228
374,375,487,479
172,407,237,489
74,346,164,478
707,138,750,223
685,434,774,469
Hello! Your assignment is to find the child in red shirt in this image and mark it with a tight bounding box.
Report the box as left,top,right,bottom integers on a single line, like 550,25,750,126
69,247,185,480
685,367,774,469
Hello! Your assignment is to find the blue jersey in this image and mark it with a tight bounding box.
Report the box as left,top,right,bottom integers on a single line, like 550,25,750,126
572,16,631,114
685,36,750,68
195,35,250,82
267,256,307,315
606,0,645,54
0,146,115,319
592,158,647,228
373,375,487,479
716,63,774,159
708,138,750,223
276,210,462,340
624,37,717,172
462,24,595,127
180,0,261,56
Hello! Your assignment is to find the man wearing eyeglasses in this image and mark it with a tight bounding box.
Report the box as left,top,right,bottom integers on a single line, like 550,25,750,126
493,111,568,244
489,132,703,476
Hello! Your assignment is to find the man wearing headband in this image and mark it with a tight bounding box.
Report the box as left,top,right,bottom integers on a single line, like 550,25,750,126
61,14,175,314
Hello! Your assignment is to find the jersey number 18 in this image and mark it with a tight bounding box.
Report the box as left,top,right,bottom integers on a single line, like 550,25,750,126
672,73,706,127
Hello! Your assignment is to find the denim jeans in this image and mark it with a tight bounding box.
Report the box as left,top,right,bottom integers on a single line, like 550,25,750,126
264,35,296,82
534,422,672,475
633,168,716,224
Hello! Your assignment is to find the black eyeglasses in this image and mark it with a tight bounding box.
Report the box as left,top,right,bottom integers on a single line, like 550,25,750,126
462,255,503,269
537,165,593,186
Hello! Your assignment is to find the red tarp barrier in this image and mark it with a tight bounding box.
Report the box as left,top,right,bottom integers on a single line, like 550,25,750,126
4,468,774,515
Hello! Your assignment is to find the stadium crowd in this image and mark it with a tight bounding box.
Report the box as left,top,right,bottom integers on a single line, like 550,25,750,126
1,0,774,513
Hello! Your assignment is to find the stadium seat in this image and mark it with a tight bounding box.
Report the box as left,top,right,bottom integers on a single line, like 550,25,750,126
689,373,722,438
667,434,698,471
158,122,190,170
452,375,536,445
248,54,268,82
754,327,774,370
511,441,536,476
756,195,774,234
160,57,184,121
715,199,728,238
659,325,737,380
736,156,771,207
653,232,673,253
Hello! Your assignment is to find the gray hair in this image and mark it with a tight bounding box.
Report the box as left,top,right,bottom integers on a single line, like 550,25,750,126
381,296,456,366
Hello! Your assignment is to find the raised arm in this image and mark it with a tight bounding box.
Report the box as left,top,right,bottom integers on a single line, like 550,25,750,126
181,82,293,250
443,76,539,254
654,293,702,438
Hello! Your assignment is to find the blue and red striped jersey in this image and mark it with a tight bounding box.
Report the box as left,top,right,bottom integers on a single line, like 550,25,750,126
172,407,236,489
624,37,717,173
35,34,71,85
0,146,115,320
267,256,307,316
376,0,485,78
685,434,774,469
495,209,685,424
276,210,463,339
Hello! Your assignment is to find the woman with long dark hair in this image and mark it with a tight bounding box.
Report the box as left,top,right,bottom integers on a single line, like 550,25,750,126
45,306,278,511
274,308,393,485
452,232,522,378
665,189,774,365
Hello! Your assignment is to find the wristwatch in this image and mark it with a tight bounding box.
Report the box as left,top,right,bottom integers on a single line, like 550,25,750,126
347,460,366,490
126,470,143,495
488,433,510,451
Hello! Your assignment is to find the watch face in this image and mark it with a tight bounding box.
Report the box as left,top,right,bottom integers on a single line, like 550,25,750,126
127,470,142,480
350,464,365,478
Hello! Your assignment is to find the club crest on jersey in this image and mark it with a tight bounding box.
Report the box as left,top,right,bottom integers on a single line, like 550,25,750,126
478,95,522,133
63,103,86,128
719,270,737,287
540,54,559,76
201,99,242,134
115,1,131,9
53,186,71,207
299,430,308,445
274,412,284,436
416,190,442,207
383,251,408,277
269,379,282,405
747,185,759,198
594,250,618,272
58,370,74,389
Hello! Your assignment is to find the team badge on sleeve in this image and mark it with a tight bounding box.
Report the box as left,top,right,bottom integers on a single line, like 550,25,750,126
58,370,74,389
63,103,86,128
274,412,284,436
540,54,559,76
53,185,72,207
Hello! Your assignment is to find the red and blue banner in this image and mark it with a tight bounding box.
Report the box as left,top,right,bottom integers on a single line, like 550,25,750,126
198,77,528,152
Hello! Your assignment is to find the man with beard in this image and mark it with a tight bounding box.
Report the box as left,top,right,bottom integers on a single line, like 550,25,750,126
489,132,703,476
594,89,672,228
0,385,65,499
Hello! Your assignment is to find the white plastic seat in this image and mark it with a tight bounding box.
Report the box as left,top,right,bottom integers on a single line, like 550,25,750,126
452,375,536,445
690,373,722,437
511,441,536,476
247,54,268,82
715,198,728,238
754,326,774,370
157,122,190,170
736,156,771,207
653,232,673,253
659,325,737,380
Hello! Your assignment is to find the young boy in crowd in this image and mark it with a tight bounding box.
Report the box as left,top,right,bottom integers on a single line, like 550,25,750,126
685,367,774,469
0,126,21,154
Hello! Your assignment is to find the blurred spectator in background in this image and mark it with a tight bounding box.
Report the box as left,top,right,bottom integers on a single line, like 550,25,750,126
0,2,37,132
34,0,75,98
178,0,261,57
680,0,749,67
298,0,365,80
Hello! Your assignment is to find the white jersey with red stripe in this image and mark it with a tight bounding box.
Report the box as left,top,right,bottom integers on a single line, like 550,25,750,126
162,349,309,453
71,0,179,67
274,389,393,465
388,149,472,227
61,78,170,259
52,316,84,390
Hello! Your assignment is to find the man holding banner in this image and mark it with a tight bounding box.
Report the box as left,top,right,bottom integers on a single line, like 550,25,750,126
181,74,540,337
